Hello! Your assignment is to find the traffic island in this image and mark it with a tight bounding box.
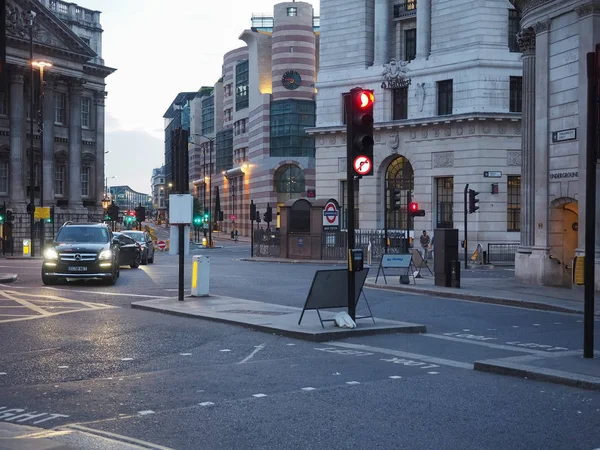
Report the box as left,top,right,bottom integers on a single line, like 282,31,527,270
131,295,426,342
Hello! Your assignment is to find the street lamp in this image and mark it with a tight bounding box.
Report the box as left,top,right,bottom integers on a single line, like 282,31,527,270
191,133,214,247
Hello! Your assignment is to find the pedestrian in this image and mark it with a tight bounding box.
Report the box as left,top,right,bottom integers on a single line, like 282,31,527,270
234,229,239,242
430,234,434,261
420,230,431,259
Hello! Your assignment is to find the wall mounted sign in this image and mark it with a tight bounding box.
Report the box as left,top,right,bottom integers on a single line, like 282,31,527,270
549,171,578,180
381,58,411,89
483,171,502,178
552,128,577,143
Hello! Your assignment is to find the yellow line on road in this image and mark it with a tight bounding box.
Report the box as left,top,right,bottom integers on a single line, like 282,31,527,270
0,290,50,317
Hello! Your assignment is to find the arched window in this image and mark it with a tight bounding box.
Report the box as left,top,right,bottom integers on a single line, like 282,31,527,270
385,156,414,230
275,164,305,193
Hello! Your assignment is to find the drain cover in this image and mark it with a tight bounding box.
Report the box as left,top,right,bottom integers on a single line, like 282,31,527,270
222,309,292,316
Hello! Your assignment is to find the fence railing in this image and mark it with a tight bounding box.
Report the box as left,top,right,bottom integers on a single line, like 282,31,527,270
487,243,519,264
323,230,409,261
254,229,281,257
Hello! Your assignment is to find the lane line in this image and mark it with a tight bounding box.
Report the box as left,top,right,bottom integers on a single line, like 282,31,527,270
61,424,174,450
44,287,169,299
238,343,265,364
328,342,473,369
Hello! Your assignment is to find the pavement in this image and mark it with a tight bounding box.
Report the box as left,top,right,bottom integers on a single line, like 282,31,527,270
131,294,426,342
0,274,17,283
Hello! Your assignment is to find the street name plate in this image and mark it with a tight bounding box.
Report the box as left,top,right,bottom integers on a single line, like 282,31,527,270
551,128,577,143
34,207,50,219
483,171,502,178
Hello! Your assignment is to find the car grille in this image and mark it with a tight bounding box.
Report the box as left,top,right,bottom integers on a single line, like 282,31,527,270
59,253,97,262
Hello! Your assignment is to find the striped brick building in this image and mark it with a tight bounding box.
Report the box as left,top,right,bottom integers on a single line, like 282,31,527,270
189,1,319,237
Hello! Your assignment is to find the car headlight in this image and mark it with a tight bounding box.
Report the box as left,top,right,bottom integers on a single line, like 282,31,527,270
44,248,59,260
98,250,113,260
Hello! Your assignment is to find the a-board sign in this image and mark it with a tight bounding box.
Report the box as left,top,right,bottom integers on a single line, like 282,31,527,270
381,254,412,268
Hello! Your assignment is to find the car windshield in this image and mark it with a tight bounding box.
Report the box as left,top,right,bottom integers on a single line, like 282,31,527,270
122,231,145,242
56,226,109,244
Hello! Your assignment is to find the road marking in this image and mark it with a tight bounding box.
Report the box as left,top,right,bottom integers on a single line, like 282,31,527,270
301,387,316,391
346,381,360,385
423,333,568,355
512,326,519,328
0,407,69,424
554,322,562,325
286,343,296,346
427,372,439,375
314,347,374,357
0,373,6,376
252,393,267,398
137,410,155,416
239,343,265,364
180,353,192,356
380,357,440,370
219,349,231,352
198,402,214,407
62,424,175,450
389,376,402,379
44,287,169,299
533,323,540,326
121,358,134,361
328,342,473,370
58,366,69,369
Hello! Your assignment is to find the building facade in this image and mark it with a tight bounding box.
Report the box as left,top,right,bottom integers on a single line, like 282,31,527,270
311,0,523,251
1,0,114,251
163,92,195,186
188,2,319,237
510,0,600,289
150,166,166,219
109,185,151,212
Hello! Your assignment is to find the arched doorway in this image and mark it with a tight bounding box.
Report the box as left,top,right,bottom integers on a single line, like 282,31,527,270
274,164,305,229
384,156,414,230
549,197,578,287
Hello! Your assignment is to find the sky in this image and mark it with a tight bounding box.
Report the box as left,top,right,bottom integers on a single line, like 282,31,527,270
76,0,320,194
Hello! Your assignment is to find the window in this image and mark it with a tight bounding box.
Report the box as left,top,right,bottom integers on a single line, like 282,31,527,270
57,2,68,14
436,177,454,228
437,80,453,116
81,165,90,197
236,60,249,111
81,98,90,127
508,9,521,52
404,29,416,61
201,96,215,135
215,129,233,173
270,99,316,158
54,92,66,124
287,7,297,16
509,76,522,113
0,160,8,194
54,163,65,195
276,165,305,193
27,162,40,190
393,87,408,120
507,175,521,231
0,91,7,116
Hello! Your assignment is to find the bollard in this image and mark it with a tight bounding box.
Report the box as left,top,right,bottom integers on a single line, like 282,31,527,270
22,239,31,257
191,255,210,297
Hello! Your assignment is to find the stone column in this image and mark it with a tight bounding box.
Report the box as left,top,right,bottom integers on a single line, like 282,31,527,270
374,0,391,65
9,67,26,207
68,79,84,209
94,90,106,207
42,75,55,205
532,21,550,250
516,27,536,249
415,0,431,59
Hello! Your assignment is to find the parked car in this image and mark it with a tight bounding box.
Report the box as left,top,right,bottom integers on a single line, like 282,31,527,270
121,230,155,264
41,222,120,285
114,232,142,268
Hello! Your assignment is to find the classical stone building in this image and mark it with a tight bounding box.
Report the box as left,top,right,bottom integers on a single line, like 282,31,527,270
1,0,115,250
311,0,523,255
188,1,319,237
511,0,600,289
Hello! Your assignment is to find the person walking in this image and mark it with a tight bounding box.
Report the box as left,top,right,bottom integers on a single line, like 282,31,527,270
234,229,239,242
420,230,431,259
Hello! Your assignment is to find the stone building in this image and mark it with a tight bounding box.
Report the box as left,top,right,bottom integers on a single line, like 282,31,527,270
310,0,523,256
189,1,319,237
1,0,115,250
510,0,600,289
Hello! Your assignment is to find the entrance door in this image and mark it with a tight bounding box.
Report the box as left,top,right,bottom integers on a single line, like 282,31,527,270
385,156,414,231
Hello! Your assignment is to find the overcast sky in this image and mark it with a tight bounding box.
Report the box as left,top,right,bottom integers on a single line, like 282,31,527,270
77,0,320,194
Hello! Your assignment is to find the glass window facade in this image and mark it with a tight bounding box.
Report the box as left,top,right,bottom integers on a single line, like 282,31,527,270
276,165,305,193
54,92,66,124
436,177,454,228
509,76,522,113
270,100,316,158
235,60,249,111
437,80,453,116
81,97,90,128
215,129,233,173
507,175,521,231
508,9,521,52
202,96,214,135
404,29,416,61
393,87,408,120
55,163,65,196
81,165,90,197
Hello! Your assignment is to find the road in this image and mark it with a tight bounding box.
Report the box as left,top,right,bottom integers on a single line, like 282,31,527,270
0,235,599,449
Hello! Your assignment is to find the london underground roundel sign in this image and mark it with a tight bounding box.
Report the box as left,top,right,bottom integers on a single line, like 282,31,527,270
353,155,372,175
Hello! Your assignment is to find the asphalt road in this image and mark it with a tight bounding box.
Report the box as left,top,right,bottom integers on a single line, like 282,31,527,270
0,237,599,450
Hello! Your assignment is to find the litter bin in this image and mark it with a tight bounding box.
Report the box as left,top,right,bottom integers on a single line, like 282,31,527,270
450,260,460,288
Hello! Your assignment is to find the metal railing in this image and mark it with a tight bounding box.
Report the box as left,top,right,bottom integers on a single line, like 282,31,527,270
487,243,519,264
393,0,417,18
254,229,281,257
323,230,409,261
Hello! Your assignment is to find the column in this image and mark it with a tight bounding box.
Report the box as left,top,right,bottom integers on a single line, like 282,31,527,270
533,20,550,249
42,75,55,205
415,0,431,59
94,91,106,207
68,79,84,208
516,27,536,249
374,0,391,65
9,67,26,207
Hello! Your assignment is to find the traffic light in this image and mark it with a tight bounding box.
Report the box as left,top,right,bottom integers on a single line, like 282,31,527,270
392,188,402,211
135,206,146,223
6,210,13,223
193,215,202,226
250,201,256,222
264,204,272,224
46,207,54,224
255,209,261,223
347,87,375,177
219,210,224,222
408,202,426,217
468,189,480,214
0,204,4,224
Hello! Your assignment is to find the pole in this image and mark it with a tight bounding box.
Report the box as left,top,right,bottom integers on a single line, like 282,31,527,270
29,11,35,257
583,50,598,358
39,63,45,249
405,191,411,253
208,139,213,247
464,183,469,270
384,182,388,254
250,200,254,258
345,94,356,321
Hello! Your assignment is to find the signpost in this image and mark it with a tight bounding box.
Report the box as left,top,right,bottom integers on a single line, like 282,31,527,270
157,240,167,251
322,200,340,231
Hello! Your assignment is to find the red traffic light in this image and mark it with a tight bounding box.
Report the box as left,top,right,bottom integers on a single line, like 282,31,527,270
409,202,418,212
357,90,375,109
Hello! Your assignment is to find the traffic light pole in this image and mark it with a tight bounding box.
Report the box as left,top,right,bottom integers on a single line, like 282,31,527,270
405,191,411,253
345,93,356,322
464,184,469,269
384,185,388,254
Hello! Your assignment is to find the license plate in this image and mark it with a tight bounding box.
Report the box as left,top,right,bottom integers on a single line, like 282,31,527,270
68,266,88,272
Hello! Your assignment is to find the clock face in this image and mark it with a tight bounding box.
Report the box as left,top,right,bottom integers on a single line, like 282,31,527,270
282,70,302,90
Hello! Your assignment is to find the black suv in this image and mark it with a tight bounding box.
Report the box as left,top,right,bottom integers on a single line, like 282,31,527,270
42,222,120,285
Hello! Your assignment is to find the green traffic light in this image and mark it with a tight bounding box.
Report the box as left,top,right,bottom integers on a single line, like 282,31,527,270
0,215,4,224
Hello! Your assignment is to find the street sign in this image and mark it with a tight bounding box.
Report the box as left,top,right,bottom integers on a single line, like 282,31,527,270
157,240,167,250
34,207,50,220
353,155,372,176
323,200,339,229
483,171,502,178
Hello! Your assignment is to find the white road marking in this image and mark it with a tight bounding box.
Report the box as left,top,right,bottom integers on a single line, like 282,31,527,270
328,342,473,370
424,333,568,356
512,326,519,328
238,343,265,364
533,324,540,326
58,366,68,369
554,322,562,325
61,424,174,450
389,376,402,379
0,373,6,376
286,343,296,346
45,287,168,299
219,349,231,352
462,329,470,331
487,328,496,331
301,387,316,391
428,372,439,375
137,410,155,416
346,381,360,385
252,393,267,398
180,353,192,356
121,358,134,361
198,402,214,407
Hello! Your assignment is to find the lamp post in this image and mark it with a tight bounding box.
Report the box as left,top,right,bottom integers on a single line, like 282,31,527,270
191,134,214,247
166,182,173,225
28,9,36,256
